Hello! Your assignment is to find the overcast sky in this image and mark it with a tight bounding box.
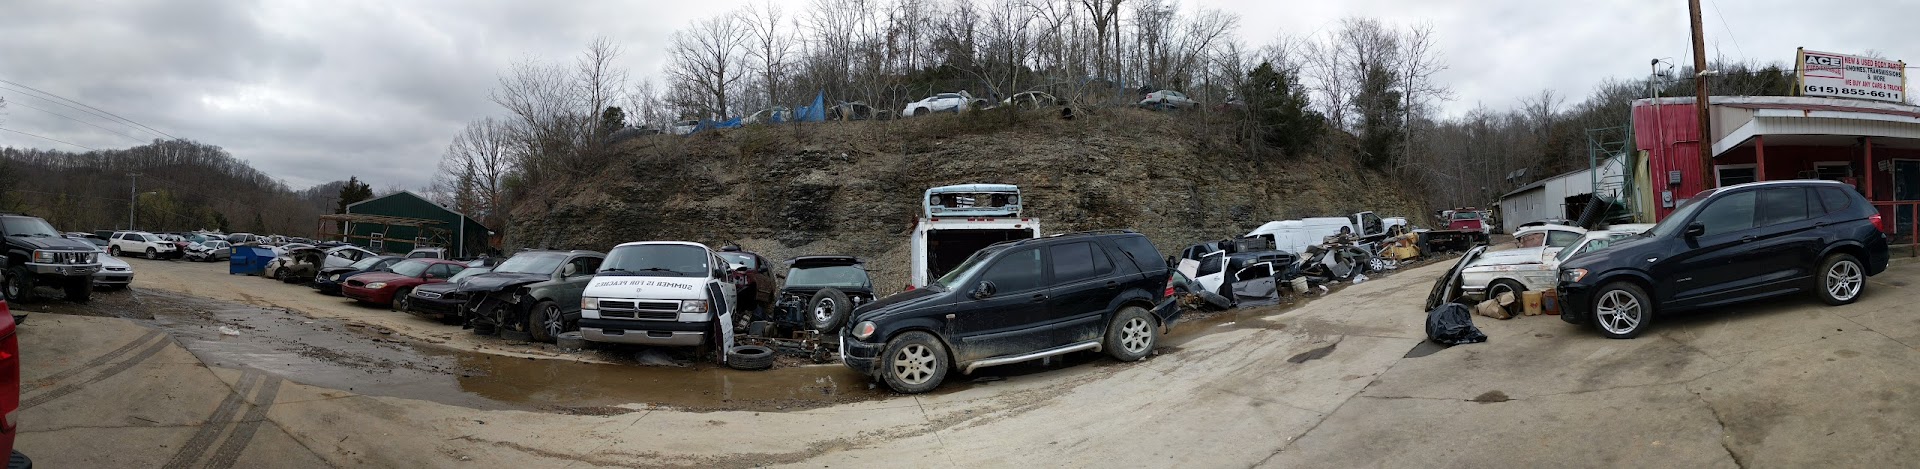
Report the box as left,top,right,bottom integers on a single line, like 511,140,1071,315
1,0,1913,191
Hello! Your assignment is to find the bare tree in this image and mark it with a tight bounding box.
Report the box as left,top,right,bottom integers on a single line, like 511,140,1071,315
743,1,795,109
668,12,751,119
434,117,517,229
1397,23,1451,173
491,59,579,183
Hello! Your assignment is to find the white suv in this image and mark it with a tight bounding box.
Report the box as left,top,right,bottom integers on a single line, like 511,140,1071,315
109,231,177,259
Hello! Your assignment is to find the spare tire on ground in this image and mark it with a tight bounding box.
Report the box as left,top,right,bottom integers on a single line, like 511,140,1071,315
727,345,776,371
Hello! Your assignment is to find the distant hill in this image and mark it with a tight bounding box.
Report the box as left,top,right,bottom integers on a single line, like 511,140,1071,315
0,139,335,236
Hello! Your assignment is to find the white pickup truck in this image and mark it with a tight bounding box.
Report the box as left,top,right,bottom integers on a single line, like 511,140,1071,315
907,184,1041,289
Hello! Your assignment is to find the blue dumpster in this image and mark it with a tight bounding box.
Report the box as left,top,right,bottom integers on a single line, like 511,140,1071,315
230,246,276,275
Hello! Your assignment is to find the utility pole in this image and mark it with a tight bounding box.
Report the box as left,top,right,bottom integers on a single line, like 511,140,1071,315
1688,0,1714,189
127,172,139,230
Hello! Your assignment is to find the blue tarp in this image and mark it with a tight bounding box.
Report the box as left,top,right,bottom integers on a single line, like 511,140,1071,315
791,91,826,122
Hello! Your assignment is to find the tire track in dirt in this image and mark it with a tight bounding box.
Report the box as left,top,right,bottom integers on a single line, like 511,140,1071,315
21,334,172,410
202,374,284,469
162,369,263,469
24,330,163,392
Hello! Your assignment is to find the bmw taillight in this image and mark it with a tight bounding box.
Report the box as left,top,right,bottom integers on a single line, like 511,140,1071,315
1871,213,1886,232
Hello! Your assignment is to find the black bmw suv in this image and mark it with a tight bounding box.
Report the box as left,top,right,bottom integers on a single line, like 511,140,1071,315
1559,180,1889,339
842,230,1180,393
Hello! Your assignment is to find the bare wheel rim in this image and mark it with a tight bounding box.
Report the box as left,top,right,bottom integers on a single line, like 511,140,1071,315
813,298,837,324
891,344,936,385
1120,317,1153,354
1828,260,1863,301
542,304,564,337
1595,290,1642,335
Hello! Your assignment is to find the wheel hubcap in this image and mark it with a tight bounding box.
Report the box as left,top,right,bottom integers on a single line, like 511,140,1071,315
1828,261,1863,301
891,344,936,385
1120,317,1152,354
544,305,563,336
1596,290,1642,335
813,298,836,323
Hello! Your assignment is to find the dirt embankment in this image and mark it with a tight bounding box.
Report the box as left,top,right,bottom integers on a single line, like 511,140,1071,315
511,109,1428,292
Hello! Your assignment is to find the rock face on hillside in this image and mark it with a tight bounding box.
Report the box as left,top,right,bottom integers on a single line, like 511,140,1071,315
510,109,1426,293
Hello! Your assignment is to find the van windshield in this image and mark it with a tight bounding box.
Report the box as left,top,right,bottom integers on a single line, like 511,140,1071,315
601,244,708,278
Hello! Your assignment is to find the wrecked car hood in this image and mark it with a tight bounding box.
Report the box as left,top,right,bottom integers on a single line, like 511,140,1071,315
455,272,551,293
584,276,707,301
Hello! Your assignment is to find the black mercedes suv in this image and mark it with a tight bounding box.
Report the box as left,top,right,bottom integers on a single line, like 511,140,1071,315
1559,180,1889,339
842,230,1180,393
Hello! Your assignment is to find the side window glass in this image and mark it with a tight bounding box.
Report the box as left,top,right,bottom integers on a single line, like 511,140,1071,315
1692,191,1757,236
1817,187,1852,215
1196,251,1225,277
979,248,1044,294
1546,230,1583,247
1757,188,1812,227
1048,242,1100,284
427,264,451,278
1516,233,1545,247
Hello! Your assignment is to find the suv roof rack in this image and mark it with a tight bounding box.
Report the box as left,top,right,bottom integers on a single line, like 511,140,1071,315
1006,229,1138,246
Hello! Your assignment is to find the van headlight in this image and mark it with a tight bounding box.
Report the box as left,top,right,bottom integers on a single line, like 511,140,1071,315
1561,268,1588,283
852,321,877,340
581,297,600,310
680,300,709,313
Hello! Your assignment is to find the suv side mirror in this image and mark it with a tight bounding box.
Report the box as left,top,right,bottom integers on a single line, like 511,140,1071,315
970,281,997,300
1684,222,1706,239
561,264,578,277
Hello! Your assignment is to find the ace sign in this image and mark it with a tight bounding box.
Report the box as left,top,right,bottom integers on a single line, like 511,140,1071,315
1797,48,1906,103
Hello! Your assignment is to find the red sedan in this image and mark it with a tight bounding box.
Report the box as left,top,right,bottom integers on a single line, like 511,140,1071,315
341,258,467,308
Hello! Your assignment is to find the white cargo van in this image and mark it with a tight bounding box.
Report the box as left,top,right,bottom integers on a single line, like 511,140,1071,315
907,184,1041,289
577,241,740,358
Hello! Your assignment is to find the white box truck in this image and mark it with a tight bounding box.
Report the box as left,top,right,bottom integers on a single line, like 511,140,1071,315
907,184,1041,289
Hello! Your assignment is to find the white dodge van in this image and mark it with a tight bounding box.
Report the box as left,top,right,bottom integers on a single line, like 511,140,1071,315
577,241,738,350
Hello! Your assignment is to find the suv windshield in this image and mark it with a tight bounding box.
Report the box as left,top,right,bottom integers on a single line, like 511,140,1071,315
390,260,432,277
1649,190,1716,238
601,244,707,277
788,265,868,288
1452,212,1480,220
2,217,60,237
934,245,1003,288
494,252,567,275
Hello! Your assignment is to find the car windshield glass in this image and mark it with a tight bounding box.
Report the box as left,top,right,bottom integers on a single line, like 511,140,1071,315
787,265,868,288
2,217,60,237
390,260,432,277
1649,192,1713,237
934,246,1002,288
716,252,756,270
494,253,567,275
347,256,386,270
601,245,707,277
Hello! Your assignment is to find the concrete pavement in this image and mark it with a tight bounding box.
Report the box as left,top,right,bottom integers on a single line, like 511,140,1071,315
10,256,1918,467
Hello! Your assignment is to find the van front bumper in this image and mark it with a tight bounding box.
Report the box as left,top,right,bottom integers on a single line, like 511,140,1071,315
578,318,707,346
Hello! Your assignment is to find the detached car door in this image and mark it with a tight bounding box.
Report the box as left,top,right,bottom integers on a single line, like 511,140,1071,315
1193,250,1228,295
952,247,1050,362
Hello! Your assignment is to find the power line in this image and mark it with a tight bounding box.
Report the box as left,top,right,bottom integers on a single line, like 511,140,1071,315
0,79,179,141
0,126,97,151
1707,0,1747,62
0,95,148,144
0,85,149,140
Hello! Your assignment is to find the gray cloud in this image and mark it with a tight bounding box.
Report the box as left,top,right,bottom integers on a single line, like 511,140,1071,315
2,0,1913,190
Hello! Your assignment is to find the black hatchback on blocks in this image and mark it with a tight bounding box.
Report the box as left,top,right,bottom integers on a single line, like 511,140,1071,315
1559,180,1890,339
842,230,1180,393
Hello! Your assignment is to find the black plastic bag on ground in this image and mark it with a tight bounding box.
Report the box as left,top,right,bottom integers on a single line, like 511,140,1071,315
1425,303,1488,345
